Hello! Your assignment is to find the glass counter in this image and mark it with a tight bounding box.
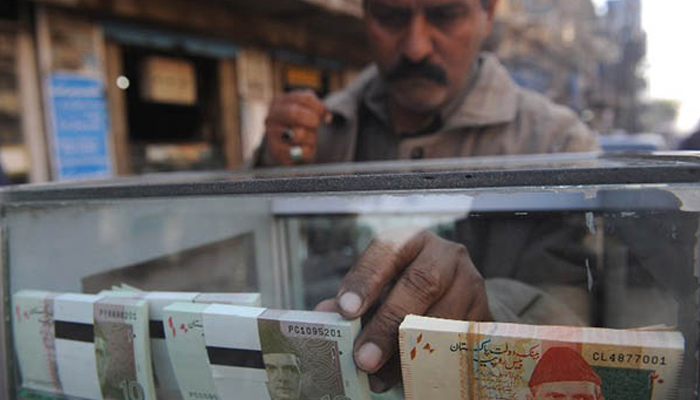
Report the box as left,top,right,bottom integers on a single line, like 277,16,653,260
1,153,699,400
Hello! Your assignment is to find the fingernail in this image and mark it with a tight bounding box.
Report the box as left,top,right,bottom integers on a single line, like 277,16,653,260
338,292,362,315
369,376,387,393
356,342,383,371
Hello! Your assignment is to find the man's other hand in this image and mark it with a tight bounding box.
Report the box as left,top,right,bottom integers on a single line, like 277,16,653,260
316,229,492,392
264,90,331,165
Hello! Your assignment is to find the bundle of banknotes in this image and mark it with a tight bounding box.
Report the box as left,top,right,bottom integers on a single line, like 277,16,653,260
13,291,156,400
13,288,686,400
399,315,685,400
12,289,370,400
164,303,370,400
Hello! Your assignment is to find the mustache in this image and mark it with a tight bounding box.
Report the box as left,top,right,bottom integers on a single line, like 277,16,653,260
385,58,448,85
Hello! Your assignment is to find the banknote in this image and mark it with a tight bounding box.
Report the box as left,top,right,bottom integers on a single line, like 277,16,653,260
54,293,105,400
94,297,156,400
12,290,62,394
100,290,261,400
202,304,371,400
399,316,685,400
163,303,221,400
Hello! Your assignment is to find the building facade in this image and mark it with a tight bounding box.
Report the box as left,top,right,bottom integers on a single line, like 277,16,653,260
491,0,646,134
3,0,368,182
1,0,650,183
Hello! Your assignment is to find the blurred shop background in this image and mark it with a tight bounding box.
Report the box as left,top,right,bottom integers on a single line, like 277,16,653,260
0,0,698,184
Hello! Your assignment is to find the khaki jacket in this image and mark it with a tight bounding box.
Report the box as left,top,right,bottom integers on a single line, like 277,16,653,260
316,53,598,163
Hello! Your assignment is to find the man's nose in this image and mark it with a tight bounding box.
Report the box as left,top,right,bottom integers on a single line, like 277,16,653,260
401,13,434,61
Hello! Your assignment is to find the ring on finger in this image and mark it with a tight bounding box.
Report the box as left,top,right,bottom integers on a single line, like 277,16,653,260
282,128,295,144
289,145,304,164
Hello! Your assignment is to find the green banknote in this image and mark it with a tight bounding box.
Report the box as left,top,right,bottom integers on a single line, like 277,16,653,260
94,298,157,400
100,290,261,400
399,316,685,400
202,305,371,400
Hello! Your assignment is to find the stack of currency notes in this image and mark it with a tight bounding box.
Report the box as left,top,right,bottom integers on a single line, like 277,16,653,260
163,303,371,400
12,289,260,400
99,289,261,400
14,290,157,400
92,295,155,400
399,315,685,400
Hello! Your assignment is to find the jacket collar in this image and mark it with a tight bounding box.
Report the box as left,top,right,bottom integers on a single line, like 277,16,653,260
324,53,519,131
444,53,519,129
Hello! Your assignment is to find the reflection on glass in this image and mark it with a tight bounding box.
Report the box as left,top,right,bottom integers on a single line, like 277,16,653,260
282,197,698,398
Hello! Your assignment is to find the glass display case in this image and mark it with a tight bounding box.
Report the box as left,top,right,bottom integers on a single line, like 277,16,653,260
1,152,700,400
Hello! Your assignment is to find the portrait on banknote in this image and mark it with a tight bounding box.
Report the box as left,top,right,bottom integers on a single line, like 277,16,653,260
527,347,603,400
464,338,674,400
94,302,144,400
94,317,138,400
258,310,350,400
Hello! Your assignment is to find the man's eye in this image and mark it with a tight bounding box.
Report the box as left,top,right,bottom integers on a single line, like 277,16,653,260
369,5,412,29
425,6,467,28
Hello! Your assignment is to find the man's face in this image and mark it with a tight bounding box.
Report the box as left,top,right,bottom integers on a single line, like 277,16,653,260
365,0,496,113
532,381,602,400
264,353,302,400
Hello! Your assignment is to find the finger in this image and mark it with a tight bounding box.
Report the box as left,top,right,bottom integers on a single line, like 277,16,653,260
352,239,458,373
268,141,316,165
266,122,318,146
285,90,329,120
425,257,491,322
267,99,325,128
275,143,314,165
336,228,427,319
368,353,402,393
314,298,339,312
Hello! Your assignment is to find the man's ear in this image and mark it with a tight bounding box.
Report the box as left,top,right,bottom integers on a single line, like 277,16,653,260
486,0,500,22
479,0,499,38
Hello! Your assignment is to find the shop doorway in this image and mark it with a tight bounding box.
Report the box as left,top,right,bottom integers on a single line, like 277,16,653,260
104,35,241,176
120,45,225,173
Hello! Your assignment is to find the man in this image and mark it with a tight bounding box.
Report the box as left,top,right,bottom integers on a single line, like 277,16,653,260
258,0,598,393
528,347,604,400
260,0,595,166
263,353,304,400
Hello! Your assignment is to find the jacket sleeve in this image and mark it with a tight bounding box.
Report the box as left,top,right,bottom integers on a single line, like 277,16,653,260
516,90,600,154
485,278,588,326
554,110,600,153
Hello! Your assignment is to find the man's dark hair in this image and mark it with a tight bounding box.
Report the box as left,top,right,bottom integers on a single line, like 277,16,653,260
363,0,493,10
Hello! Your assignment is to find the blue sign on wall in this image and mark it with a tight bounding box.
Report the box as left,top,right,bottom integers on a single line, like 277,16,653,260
48,73,112,180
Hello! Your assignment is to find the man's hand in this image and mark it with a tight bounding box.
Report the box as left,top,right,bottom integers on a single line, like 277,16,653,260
316,229,492,392
264,90,331,165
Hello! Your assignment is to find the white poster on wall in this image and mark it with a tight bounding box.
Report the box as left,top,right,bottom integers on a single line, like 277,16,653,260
240,99,270,166
237,48,274,166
